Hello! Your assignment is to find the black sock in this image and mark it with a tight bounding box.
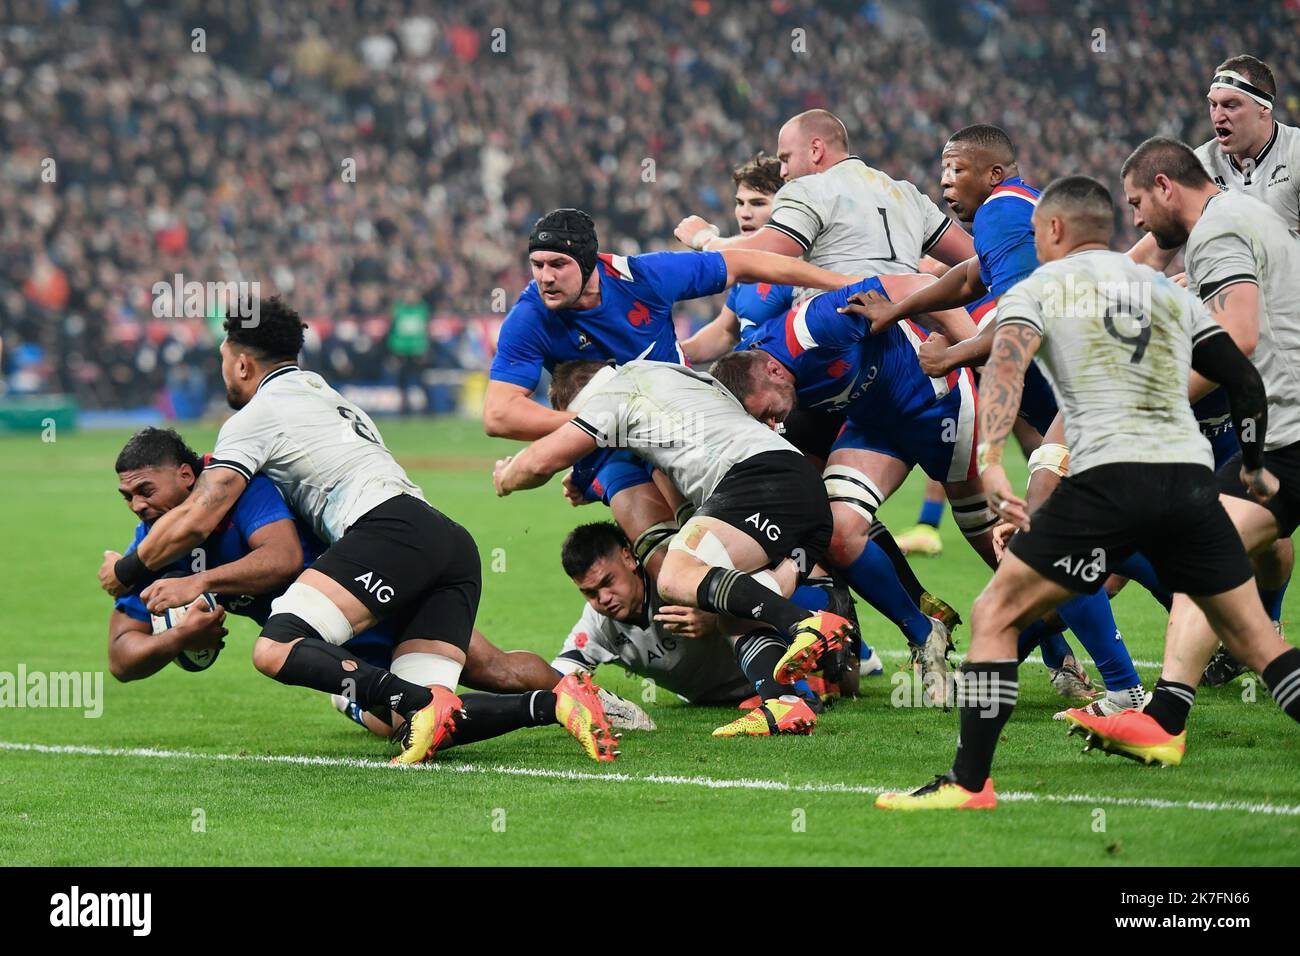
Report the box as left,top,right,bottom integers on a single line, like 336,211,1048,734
734,629,795,700
950,660,1019,792
443,691,557,749
869,520,927,605
697,567,810,634
1262,647,1300,722
1143,678,1195,735
278,638,433,720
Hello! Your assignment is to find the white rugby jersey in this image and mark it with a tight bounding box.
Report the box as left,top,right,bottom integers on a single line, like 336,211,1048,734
765,156,955,298
997,250,1224,474
1196,122,1300,228
1184,191,1300,449
569,360,795,506
551,589,750,705
209,365,426,544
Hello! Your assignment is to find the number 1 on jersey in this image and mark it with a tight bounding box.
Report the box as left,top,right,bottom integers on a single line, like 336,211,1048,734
878,207,897,261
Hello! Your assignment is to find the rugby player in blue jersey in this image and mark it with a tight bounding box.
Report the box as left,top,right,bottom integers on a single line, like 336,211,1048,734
853,125,1148,715
682,153,965,683
484,208,859,575
105,427,626,759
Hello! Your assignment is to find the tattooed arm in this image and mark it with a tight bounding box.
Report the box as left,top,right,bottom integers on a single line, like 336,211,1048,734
976,321,1042,529
101,468,250,596
1188,281,1261,401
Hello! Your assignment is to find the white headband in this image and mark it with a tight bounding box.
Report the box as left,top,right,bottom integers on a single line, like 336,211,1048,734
1209,70,1274,110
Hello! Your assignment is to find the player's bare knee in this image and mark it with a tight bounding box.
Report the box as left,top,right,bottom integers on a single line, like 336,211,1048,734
252,636,293,677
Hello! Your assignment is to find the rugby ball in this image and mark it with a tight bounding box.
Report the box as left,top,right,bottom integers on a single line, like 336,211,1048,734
150,593,222,672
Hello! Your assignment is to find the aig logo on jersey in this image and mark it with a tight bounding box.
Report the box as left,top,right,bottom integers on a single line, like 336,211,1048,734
354,571,395,603
746,512,782,542
1053,548,1107,584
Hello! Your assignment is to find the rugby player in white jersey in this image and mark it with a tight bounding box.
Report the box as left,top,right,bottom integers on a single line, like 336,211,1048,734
674,109,975,279
97,297,618,764
494,358,855,736
1128,55,1298,678
551,523,759,713
877,175,1298,810
673,110,974,693
1058,138,1300,764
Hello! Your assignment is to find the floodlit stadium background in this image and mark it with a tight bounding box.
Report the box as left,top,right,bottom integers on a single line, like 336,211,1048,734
1,0,1296,427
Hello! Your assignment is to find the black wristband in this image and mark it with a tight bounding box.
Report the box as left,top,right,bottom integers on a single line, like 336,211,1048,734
114,550,147,589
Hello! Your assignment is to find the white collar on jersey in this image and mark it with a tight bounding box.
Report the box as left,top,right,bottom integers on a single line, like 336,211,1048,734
256,364,301,393
567,363,619,413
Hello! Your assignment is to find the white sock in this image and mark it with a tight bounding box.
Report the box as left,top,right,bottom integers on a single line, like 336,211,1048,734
1106,685,1146,710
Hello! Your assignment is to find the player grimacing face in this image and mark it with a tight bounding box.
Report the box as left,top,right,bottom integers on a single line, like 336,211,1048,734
741,357,797,428
530,252,587,311
571,549,644,623
1207,88,1272,158
734,185,775,233
1122,176,1188,250
116,465,195,525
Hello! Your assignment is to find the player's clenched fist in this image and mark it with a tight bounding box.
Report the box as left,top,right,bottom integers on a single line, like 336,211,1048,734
561,470,589,507
493,456,514,497
141,575,205,615
674,215,720,250
1241,465,1279,504
917,332,953,377
177,600,228,651
98,550,129,597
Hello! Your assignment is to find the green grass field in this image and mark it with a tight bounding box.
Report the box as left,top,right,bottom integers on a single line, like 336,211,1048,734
2,418,1298,866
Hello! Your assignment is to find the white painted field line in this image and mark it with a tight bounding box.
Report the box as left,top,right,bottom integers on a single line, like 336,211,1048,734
4,740,1298,817
876,648,1165,670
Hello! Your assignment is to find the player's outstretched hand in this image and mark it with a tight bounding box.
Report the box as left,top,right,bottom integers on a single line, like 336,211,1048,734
141,575,205,615
1241,465,1279,505
561,469,589,507
98,550,129,598
918,332,953,377
837,289,899,334
177,600,228,651
674,215,719,250
654,605,720,639
990,521,1017,563
493,456,514,497
982,464,1030,532
1170,272,1188,288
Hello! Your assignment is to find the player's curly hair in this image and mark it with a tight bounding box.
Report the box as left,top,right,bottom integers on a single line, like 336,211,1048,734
561,522,632,578
115,427,203,476
732,153,783,195
223,295,306,363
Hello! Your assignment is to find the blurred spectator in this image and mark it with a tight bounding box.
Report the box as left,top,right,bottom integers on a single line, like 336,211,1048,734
0,0,1295,412
388,286,431,416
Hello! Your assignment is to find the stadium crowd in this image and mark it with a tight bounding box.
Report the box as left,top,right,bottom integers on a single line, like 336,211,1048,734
1,0,1296,409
